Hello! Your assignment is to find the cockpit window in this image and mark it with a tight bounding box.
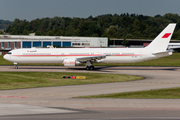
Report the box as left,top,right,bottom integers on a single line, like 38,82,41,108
7,52,12,54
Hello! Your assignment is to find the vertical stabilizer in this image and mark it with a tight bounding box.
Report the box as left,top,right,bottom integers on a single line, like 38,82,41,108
145,23,176,52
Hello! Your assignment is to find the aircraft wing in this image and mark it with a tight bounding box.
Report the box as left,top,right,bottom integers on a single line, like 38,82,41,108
76,55,106,62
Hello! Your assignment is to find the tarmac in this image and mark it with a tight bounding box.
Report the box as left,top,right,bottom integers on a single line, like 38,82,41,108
1,66,180,120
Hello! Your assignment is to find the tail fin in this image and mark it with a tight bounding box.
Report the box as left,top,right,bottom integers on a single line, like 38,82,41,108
145,23,176,52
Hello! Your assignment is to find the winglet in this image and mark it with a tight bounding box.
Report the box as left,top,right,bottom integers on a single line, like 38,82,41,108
145,23,176,52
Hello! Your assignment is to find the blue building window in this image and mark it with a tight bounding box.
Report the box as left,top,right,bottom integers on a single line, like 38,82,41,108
43,41,51,47
2,42,4,47
14,42,17,48
53,41,61,47
8,42,10,48
63,42,71,47
33,41,41,47
22,41,31,48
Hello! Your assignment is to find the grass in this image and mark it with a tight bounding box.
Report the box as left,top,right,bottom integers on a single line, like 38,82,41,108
77,87,180,99
0,72,143,90
1,53,180,66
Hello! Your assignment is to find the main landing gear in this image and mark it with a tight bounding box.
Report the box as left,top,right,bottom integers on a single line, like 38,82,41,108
85,60,94,70
86,66,94,70
14,62,18,69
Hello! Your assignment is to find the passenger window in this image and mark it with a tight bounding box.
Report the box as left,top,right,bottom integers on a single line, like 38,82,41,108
7,52,12,54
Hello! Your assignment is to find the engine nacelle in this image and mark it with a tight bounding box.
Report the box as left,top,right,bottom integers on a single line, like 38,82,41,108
63,59,81,66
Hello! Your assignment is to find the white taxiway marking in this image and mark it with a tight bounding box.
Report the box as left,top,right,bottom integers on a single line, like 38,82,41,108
0,104,77,116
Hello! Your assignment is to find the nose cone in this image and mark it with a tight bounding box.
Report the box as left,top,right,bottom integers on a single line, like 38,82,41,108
3,54,7,60
3,54,10,61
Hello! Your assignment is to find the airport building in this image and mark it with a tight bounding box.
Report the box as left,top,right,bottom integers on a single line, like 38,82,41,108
109,39,180,51
0,35,108,50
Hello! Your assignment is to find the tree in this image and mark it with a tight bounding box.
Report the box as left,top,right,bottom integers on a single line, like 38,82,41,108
52,16,65,30
172,30,180,40
3,13,180,39
47,30,54,36
92,33,99,37
122,39,129,47
107,26,118,37
35,31,41,36
69,18,81,29
11,28,17,35
55,29,63,36
154,14,162,18
88,15,93,19
78,21,101,37
23,29,29,35
132,19,140,32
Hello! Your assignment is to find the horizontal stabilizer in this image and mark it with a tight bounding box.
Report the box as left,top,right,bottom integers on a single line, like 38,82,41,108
152,50,173,55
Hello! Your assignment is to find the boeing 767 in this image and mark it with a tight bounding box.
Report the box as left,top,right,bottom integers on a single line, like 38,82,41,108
4,23,176,70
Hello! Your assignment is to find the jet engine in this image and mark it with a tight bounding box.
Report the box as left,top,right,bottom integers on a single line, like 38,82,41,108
63,59,81,66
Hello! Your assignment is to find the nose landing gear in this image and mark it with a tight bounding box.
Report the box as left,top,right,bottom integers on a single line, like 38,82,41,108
14,62,18,69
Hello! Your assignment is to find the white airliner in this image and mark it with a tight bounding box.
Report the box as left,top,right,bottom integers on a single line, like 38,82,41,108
4,23,176,70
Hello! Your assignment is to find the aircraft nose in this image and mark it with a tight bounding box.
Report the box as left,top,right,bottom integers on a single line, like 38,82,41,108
3,54,8,60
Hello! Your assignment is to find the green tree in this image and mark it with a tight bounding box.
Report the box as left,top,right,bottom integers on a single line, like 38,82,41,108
164,13,179,22
173,30,180,40
126,34,133,39
92,33,99,37
116,28,125,38
11,28,17,35
52,16,65,30
55,29,63,36
107,26,118,38
68,18,81,29
4,13,180,39
132,19,140,32
23,29,29,35
78,21,101,36
35,31,41,36
47,30,54,36
122,39,129,47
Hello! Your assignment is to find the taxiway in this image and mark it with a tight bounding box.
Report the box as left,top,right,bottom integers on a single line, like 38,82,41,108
0,66,180,120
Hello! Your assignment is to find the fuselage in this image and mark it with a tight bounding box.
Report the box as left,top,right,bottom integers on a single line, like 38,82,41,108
3,47,172,64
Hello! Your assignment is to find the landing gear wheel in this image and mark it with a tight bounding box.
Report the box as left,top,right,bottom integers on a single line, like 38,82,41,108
86,66,90,70
90,66,94,70
14,62,18,69
86,66,94,70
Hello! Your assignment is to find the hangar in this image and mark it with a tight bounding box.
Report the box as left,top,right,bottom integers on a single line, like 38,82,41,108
0,35,108,50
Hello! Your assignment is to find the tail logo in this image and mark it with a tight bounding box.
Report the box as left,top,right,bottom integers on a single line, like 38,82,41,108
162,33,171,38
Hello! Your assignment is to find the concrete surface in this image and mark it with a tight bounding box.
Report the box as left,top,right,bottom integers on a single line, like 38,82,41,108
0,66,180,119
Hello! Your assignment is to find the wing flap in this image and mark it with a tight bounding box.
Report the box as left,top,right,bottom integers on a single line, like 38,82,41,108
76,55,106,62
